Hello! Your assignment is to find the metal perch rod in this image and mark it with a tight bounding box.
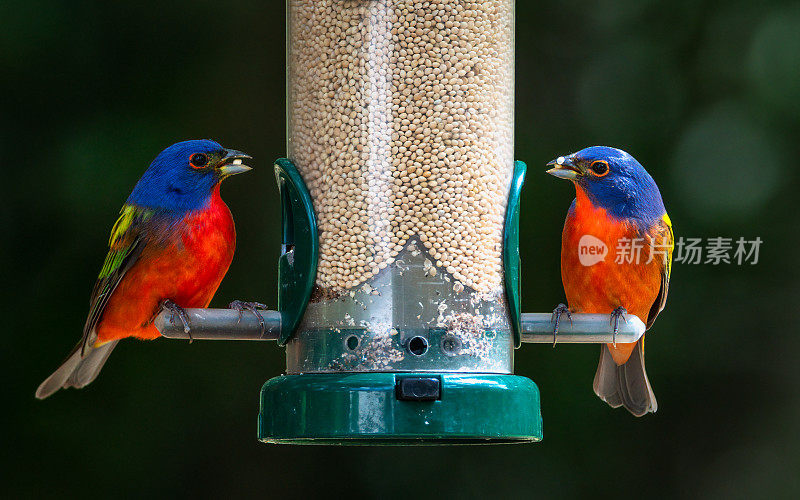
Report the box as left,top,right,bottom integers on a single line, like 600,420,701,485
520,313,644,344
155,308,281,341
156,309,644,344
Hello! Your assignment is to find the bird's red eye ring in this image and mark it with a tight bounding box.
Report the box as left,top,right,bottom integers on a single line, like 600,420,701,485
590,160,609,177
189,153,209,169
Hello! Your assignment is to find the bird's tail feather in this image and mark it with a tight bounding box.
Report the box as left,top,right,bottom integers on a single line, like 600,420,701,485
592,339,657,417
35,341,119,399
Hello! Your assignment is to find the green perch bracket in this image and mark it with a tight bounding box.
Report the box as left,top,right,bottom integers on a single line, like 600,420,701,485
274,158,318,345
504,161,527,348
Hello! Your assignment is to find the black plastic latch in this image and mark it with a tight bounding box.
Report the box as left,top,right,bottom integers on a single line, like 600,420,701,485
396,377,441,401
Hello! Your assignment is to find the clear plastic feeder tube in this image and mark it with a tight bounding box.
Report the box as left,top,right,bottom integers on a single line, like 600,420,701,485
286,0,515,373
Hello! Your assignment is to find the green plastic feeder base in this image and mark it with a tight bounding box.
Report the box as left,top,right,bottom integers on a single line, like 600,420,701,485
258,373,542,445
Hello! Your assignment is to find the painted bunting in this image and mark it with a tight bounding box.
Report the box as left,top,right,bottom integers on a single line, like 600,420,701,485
548,146,673,416
36,140,258,399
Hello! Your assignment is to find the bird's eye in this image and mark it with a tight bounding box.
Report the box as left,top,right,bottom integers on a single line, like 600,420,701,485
590,160,609,176
189,153,209,169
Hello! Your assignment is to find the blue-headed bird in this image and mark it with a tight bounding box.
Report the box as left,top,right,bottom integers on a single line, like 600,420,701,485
547,146,673,416
37,140,260,398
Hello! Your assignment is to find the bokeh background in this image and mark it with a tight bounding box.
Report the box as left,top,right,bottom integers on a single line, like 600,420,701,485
4,0,800,498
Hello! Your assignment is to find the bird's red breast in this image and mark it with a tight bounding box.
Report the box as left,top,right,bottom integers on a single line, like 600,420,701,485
561,188,663,365
94,186,236,344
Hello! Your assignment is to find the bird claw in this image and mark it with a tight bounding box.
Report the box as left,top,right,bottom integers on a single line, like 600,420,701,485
610,306,628,347
161,299,192,342
550,303,572,347
229,300,268,335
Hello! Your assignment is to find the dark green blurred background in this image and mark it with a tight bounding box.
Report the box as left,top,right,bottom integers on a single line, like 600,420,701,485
4,0,800,498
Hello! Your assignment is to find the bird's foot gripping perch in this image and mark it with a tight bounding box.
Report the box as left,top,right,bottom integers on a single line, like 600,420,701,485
161,299,192,342
229,300,268,335
610,306,628,347
550,303,572,347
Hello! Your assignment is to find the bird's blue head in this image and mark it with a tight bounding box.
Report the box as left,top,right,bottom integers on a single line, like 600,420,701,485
127,139,252,212
547,146,665,223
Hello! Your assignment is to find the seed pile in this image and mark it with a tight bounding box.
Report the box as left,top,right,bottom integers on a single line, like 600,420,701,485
288,0,514,294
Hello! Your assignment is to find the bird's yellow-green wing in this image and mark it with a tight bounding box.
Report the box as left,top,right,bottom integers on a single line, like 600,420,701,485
646,213,674,329
80,205,153,354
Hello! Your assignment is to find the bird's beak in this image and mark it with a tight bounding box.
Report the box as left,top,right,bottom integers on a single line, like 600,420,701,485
217,149,253,178
546,155,582,181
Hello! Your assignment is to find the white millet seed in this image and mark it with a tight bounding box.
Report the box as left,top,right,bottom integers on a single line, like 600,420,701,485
288,0,514,295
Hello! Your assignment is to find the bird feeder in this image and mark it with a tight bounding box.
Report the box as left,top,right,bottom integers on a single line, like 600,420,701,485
156,0,645,444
